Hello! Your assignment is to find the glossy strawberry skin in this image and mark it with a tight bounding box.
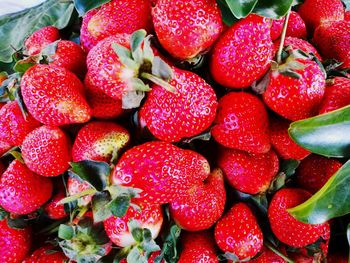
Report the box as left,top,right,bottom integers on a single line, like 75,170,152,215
250,245,286,263
23,245,68,263
212,92,270,154
270,18,284,41
44,191,68,220
21,64,91,126
139,67,218,142
210,14,273,89
0,160,53,214
21,126,72,177
215,202,263,260
169,168,226,231
25,26,60,55
287,11,307,39
67,175,92,206
217,148,279,194
268,188,330,248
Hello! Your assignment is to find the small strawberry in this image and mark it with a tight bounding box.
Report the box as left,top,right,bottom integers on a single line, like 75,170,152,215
327,253,348,263
21,126,72,177
67,175,92,207
44,191,68,220
24,26,60,55
210,14,273,89
268,188,330,248
23,245,68,263
215,202,263,260
287,11,307,39
0,219,32,263
211,92,270,154
296,154,342,193
249,245,286,263
0,140,11,156
169,168,226,231
21,64,91,126
152,0,223,60
217,148,279,194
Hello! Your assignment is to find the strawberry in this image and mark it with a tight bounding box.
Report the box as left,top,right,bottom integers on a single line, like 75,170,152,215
270,116,311,160
327,253,348,263
249,245,286,263
23,245,68,263
21,64,91,126
67,175,92,207
44,191,68,220
80,0,152,52
345,10,350,21
268,188,330,247
215,202,263,260
169,168,226,231
0,219,31,263
211,92,270,154
139,67,218,142
0,160,53,214
178,231,218,263
0,140,11,156
152,0,223,60
287,11,307,39
298,0,344,33
217,148,279,194
112,141,210,204
24,26,60,55
296,154,342,194
21,126,72,177
0,101,40,146
270,17,284,41
72,121,130,163
210,14,273,89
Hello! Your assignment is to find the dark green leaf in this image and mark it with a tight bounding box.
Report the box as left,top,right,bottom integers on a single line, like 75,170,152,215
289,105,350,158
253,0,293,18
7,217,28,229
74,0,111,16
127,247,147,263
216,0,239,26
0,207,9,220
90,222,110,245
92,192,112,223
107,195,130,217
58,224,74,240
131,228,144,243
280,159,300,178
155,224,181,263
224,0,258,19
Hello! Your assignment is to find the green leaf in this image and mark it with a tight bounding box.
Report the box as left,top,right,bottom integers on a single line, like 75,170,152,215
0,0,75,63
216,0,239,26
289,105,350,158
107,195,131,217
74,0,111,16
92,192,113,223
253,0,293,18
90,222,110,245
131,228,144,243
224,0,258,19
130,29,147,53
155,224,181,263
288,160,350,224
58,224,74,240
127,247,147,263
152,57,173,81
280,159,300,178
13,58,36,73
7,217,28,229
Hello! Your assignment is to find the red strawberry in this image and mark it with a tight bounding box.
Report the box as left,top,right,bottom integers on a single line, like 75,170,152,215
250,245,286,263
169,168,226,231
296,154,342,193
215,202,263,260
327,253,348,263
67,175,92,206
287,11,307,39
72,121,130,163
23,245,68,263
217,148,279,194
268,188,330,248
44,191,68,220
139,67,218,142
112,141,210,204
25,26,60,55
0,140,11,156
80,0,152,52
21,64,91,126
0,160,53,214
210,14,273,89
178,231,218,263
270,116,311,160
211,92,270,154
0,101,40,146
270,17,284,41
21,126,72,177
152,0,223,60
345,10,350,21
0,219,31,263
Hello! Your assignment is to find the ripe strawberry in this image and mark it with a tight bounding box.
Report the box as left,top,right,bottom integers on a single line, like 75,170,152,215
287,11,307,39
178,231,218,263
44,191,68,220
210,14,273,89
169,168,226,231
345,10,350,21
24,26,60,55
296,154,342,194
270,17,284,41
215,202,263,260
112,141,210,204
327,253,348,263
0,140,11,156
67,175,92,206
217,148,279,194
270,116,311,160
0,101,40,146
80,0,152,52
23,245,68,263
250,245,286,263
319,77,350,114
0,160,53,214
72,121,130,163
139,67,218,142
211,92,270,154
268,188,330,247
152,0,223,60
21,126,72,177
0,219,31,263
21,64,91,126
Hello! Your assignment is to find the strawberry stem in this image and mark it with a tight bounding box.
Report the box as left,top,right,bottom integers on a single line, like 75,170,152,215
276,8,291,64
264,242,294,263
140,72,177,93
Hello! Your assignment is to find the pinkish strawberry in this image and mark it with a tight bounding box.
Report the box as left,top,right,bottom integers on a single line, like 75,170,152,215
270,17,284,41
0,140,11,156
23,245,68,263
44,191,68,220
287,11,307,39
24,26,60,55
67,175,92,207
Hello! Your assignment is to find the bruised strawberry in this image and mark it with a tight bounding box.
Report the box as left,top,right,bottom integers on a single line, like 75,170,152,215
23,245,68,263
287,11,307,39
25,26,60,55
250,245,286,263
169,168,225,231
44,191,68,220
0,160,53,214
212,92,270,154
21,64,91,126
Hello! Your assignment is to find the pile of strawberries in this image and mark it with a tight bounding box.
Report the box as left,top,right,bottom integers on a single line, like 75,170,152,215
0,0,350,262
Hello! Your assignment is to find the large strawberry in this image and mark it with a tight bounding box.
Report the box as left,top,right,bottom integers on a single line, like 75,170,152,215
21,64,91,126
0,160,53,214
23,245,68,263
24,26,60,55
268,188,330,248
210,14,273,89
217,148,279,194
169,168,226,231
152,0,223,60
211,92,270,154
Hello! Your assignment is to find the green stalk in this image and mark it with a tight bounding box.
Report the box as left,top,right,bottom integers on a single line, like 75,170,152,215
140,72,177,93
276,8,292,64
